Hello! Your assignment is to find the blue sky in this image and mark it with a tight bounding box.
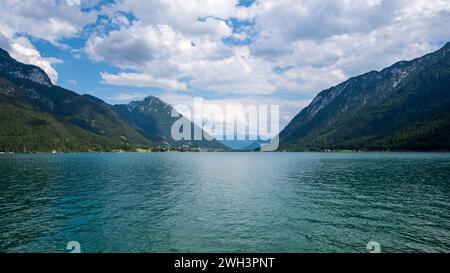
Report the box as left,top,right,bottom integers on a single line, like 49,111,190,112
0,0,449,130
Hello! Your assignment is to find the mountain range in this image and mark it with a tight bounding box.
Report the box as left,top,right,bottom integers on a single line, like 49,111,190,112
279,42,450,151
0,48,226,152
1,42,449,153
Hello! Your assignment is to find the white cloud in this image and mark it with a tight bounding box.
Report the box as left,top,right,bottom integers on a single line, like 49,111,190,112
100,72,188,91
86,0,450,98
86,23,280,94
250,0,402,46
111,0,249,36
2,0,448,111
250,0,450,73
86,24,201,72
0,0,96,46
67,79,78,85
85,1,280,95
108,92,148,103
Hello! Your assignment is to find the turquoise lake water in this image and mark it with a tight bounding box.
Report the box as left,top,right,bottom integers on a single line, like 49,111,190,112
0,152,449,253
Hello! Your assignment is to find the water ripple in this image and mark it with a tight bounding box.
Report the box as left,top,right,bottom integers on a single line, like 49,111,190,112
0,152,449,253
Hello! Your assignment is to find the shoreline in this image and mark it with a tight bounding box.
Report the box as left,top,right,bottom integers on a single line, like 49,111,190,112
2,150,450,155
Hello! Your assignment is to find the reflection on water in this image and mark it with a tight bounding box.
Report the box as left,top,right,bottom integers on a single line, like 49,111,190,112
0,152,449,252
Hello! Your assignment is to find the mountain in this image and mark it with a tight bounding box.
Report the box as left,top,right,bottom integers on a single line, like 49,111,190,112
279,42,450,151
0,48,226,152
0,84,125,152
220,139,257,150
115,96,227,150
0,48,53,87
0,48,150,150
219,137,271,151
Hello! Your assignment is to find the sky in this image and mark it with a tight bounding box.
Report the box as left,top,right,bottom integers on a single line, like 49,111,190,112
0,0,449,132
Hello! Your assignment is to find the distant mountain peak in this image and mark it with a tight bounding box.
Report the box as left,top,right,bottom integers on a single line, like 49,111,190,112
143,95,165,105
114,95,228,150
126,95,172,114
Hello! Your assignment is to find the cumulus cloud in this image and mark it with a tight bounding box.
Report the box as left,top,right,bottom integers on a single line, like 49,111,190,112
2,0,449,109
100,72,188,91
86,22,279,94
0,0,96,46
250,0,450,79
86,24,199,72
250,0,403,49
0,0,98,83
108,92,148,103
110,0,248,36
86,0,450,97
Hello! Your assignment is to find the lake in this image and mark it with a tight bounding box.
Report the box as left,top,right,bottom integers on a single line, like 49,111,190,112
0,152,449,253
